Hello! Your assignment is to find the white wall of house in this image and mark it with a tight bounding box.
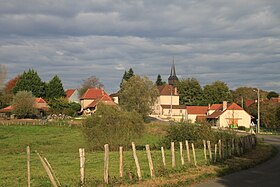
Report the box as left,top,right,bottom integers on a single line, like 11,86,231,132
80,99,93,110
69,90,80,103
188,114,197,123
218,110,251,128
153,95,180,115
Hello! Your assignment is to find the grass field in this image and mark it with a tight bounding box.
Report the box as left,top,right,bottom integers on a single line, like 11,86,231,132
0,122,274,187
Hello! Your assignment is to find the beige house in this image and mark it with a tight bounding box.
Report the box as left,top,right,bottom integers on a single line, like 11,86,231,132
207,102,251,128
152,84,187,121
80,88,116,115
186,106,208,123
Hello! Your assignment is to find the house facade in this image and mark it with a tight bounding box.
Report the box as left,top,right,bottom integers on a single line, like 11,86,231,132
207,102,251,128
186,106,208,123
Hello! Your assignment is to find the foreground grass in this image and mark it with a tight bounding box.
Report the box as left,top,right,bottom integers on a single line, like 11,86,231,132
0,124,276,186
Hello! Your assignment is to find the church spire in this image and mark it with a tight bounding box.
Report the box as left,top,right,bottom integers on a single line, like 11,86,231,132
168,57,178,85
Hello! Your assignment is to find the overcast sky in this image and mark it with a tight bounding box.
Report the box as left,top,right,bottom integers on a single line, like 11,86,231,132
1,0,280,94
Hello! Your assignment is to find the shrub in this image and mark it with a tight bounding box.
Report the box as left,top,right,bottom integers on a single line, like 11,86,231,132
82,103,144,151
238,126,246,131
161,122,236,148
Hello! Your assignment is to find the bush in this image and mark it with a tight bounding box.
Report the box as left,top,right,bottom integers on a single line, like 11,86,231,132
161,122,236,148
82,103,144,151
238,126,246,131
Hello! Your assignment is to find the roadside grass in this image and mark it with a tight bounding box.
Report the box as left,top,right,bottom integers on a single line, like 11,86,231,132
0,123,276,186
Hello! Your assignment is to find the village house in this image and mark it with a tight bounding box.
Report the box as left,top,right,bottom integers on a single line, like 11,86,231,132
207,101,251,128
186,106,208,123
80,88,116,115
65,89,80,103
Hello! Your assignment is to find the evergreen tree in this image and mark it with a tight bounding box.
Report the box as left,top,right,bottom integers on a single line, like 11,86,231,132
12,69,46,98
155,74,165,86
120,68,135,88
46,75,65,99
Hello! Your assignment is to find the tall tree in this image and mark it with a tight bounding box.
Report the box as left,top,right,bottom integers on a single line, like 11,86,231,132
176,78,203,105
13,91,36,118
267,91,279,100
0,76,20,108
155,74,165,86
46,75,65,99
12,69,46,98
119,75,159,119
203,80,232,104
79,76,104,97
120,68,135,88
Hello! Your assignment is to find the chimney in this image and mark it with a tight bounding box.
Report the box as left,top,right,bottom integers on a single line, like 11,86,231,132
222,101,227,111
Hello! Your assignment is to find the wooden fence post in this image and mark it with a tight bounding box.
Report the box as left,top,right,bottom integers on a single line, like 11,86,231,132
218,140,222,160
214,144,217,163
44,157,61,186
146,145,154,178
36,152,58,187
179,142,184,165
104,144,109,184
185,140,191,163
171,142,176,168
161,147,166,167
132,142,142,180
203,140,207,161
79,148,85,186
191,143,197,166
207,141,212,162
27,146,31,187
119,146,123,178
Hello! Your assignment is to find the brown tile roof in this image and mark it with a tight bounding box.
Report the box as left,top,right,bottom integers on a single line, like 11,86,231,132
207,102,244,119
65,89,76,98
35,97,47,103
81,88,106,99
157,84,177,95
186,106,208,115
245,100,256,107
227,103,243,110
0,105,13,113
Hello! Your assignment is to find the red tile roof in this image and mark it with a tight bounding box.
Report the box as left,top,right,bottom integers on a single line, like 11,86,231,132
209,104,222,110
157,85,177,95
245,100,256,107
227,103,243,110
35,98,47,103
187,106,208,115
81,88,106,99
207,102,244,119
0,105,13,113
65,89,76,98
87,95,116,108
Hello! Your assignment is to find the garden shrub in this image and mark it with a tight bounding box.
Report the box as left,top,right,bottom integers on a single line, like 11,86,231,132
82,103,144,151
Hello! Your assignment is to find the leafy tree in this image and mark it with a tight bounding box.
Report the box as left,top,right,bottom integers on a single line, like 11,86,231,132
82,103,144,150
260,101,280,129
203,81,232,105
79,76,104,97
46,75,65,99
13,69,46,98
119,75,159,119
48,97,81,116
0,76,20,108
120,68,134,88
13,91,37,118
267,91,279,100
176,78,203,105
155,74,165,86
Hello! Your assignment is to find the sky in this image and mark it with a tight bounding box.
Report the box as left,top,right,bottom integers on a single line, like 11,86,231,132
0,0,280,94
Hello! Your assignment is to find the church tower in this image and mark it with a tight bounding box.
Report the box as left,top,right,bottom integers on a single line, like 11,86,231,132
168,58,179,85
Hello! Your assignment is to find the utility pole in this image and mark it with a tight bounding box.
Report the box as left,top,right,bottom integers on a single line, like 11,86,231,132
257,88,260,134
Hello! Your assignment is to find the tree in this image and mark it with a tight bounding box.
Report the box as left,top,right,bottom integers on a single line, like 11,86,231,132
13,91,37,118
120,68,134,88
82,103,144,150
0,76,20,108
79,76,104,97
119,75,159,119
267,91,279,100
4,76,20,94
176,78,203,105
12,69,46,98
46,75,65,99
203,81,232,104
155,74,165,86
260,101,280,129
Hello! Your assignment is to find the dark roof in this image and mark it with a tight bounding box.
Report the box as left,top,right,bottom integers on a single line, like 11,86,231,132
157,84,177,95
